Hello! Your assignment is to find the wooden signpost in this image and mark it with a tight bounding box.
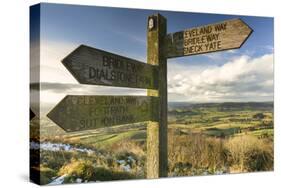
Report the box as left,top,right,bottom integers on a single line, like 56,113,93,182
47,95,158,132
165,18,253,58
146,14,168,178
47,13,252,179
62,45,158,89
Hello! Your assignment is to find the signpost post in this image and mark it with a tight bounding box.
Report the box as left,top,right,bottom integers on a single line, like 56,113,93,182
146,14,168,178
47,14,252,180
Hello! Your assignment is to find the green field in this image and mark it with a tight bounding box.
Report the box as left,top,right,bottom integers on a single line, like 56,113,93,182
168,102,273,139
30,102,274,184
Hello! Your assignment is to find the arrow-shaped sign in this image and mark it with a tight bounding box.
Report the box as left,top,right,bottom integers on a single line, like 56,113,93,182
47,95,159,132
165,18,253,58
62,45,158,89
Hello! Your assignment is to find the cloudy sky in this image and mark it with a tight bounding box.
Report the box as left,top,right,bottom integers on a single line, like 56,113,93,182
30,3,274,113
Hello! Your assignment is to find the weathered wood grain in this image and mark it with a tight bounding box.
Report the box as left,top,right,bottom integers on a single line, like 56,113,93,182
147,14,168,178
165,18,253,58
47,95,159,132
62,45,158,89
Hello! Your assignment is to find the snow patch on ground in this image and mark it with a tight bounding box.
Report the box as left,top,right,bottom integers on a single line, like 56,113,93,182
48,174,68,185
30,141,95,154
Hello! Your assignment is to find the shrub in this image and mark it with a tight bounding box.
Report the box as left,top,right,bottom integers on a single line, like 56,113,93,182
109,139,145,157
40,150,73,171
253,113,265,119
39,165,57,185
93,167,135,181
58,158,94,182
225,135,273,172
168,128,226,176
245,138,273,172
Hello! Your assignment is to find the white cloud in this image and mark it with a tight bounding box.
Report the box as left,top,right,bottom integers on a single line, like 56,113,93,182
201,49,238,61
40,40,78,84
168,54,274,102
